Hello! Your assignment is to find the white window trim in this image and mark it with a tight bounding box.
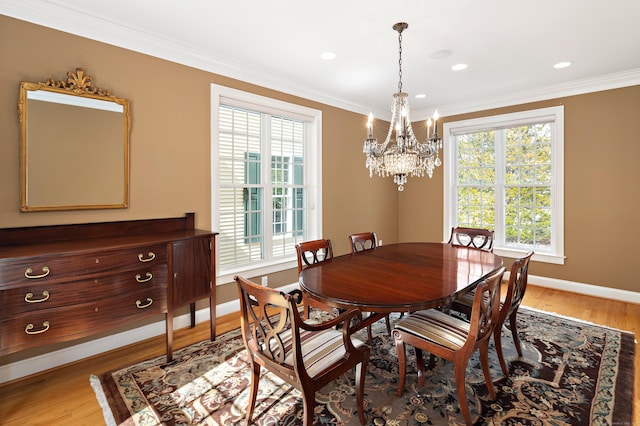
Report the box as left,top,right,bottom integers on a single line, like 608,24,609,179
210,84,323,284
443,106,565,265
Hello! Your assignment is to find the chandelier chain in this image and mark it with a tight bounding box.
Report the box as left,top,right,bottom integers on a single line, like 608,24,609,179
397,28,403,93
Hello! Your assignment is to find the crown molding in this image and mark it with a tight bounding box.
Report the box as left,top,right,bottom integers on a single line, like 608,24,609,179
416,69,640,119
2,0,639,121
0,0,371,115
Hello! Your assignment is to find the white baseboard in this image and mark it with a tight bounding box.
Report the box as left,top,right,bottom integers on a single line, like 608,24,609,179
0,279,635,384
526,274,640,304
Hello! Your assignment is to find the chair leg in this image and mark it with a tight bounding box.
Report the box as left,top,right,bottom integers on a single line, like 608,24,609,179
427,353,437,370
303,303,311,320
479,341,496,399
393,331,406,396
355,357,368,425
453,362,473,426
245,361,261,424
415,347,427,387
301,387,316,426
494,324,508,377
385,314,391,335
509,311,523,357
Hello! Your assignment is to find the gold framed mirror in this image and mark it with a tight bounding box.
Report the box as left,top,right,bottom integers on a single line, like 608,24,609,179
18,68,130,212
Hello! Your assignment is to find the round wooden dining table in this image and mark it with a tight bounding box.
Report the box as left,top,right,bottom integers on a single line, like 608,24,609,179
299,242,503,314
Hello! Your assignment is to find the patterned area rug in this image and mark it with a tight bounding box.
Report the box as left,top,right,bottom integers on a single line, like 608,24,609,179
91,308,635,425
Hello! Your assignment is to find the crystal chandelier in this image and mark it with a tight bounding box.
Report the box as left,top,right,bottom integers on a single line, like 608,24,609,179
363,22,443,191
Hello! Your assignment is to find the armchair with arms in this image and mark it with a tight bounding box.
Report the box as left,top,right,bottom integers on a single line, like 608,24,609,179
235,275,369,425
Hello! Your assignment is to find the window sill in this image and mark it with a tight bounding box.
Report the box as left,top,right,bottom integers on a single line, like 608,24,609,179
217,257,298,285
494,247,565,265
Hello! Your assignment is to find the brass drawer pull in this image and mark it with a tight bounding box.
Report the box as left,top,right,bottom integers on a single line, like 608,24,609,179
136,298,153,309
25,290,50,303
137,252,156,262
24,266,50,279
25,321,50,335
135,272,153,283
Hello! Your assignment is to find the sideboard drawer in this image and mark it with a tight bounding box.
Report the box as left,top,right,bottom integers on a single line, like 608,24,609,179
0,214,217,360
0,244,167,287
0,265,168,318
0,286,167,355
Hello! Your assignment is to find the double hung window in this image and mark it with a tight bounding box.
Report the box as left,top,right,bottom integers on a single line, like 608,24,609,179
443,106,564,264
211,85,322,282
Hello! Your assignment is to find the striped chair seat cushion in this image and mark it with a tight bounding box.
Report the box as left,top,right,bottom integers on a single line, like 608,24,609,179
268,327,365,378
395,309,471,351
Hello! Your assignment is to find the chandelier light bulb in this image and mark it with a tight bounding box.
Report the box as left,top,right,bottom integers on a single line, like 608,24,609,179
433,110,439,138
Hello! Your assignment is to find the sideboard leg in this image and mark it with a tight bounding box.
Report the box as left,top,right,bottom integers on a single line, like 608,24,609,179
190,302,196,327
209,295,216,341
166,311,174,362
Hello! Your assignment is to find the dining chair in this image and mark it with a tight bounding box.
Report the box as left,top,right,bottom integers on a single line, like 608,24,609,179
440,227,495,317
349,231,378,252
235,275,369,425
449,251,534,376
447,226,495,252
296,239,337,319
392,267,505,426
348,232,392,337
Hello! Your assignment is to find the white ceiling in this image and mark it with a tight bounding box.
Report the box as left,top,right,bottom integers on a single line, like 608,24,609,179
3,0,640,120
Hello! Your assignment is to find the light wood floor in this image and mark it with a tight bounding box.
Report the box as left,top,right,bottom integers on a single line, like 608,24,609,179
0,285,637,426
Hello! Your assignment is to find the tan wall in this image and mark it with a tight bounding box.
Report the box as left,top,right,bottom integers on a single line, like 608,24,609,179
0,14,638,365
0,15,399,304
400,89,640,292
1,16,638,304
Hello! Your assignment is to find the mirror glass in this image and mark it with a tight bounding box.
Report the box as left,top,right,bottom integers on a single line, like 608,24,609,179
19,68,130,212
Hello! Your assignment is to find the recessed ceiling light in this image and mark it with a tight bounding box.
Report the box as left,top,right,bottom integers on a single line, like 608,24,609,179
415,94,426,99
451,63,468,71
320,51,336,60
554,61,572,69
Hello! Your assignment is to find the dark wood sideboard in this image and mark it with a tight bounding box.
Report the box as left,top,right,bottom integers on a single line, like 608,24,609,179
0,213,217,362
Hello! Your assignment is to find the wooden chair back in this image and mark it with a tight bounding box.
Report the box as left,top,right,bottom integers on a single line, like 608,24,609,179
468,267,504,348
448,227,495,252
236,275,303,375
501,251,534,319
296,239,334,273
349,232,377,253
